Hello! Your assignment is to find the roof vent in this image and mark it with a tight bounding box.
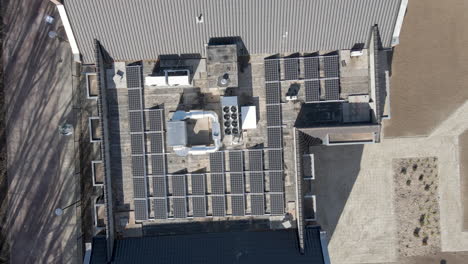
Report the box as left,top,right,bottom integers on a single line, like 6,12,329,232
196,14,203,24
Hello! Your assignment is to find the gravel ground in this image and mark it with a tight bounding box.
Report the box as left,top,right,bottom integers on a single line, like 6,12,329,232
394,157,440,257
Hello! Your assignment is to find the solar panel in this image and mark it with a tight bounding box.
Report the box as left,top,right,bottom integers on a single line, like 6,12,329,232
147,110,164,132
249,172,264,193
212,196,226,217
268,149,283,170
148,133,164,153
192,196,207,217
152,176,167,197
171,175,186,196
229,151,243,172
248,150,263,171
152,198,168,219
265,82,281,105
269,171,284,192
172,197,187,218
264,59,280,82
304,57,320,79
266,104,282,127
230,173,244,194
129,111,143,132
305,80,320,102
133,177,147,198
209,152,225,173
323,55,339,78
151,155,165,175
131,156,145,177
130,133,144,155
325,79,340,100
284,58,299,80
191,174,206,195
210,173,225,195
128,89,142,111
267,127,282,148
134,199,148,221
126,66,142,88
250,194,265,215
231,195,245,216
270,193,285,215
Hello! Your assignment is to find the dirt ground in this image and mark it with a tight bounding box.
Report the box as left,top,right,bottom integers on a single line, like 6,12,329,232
383,0,468,137
2,0,80,263
393,157,441,257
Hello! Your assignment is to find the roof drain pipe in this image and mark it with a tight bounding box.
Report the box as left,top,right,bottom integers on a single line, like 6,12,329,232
171,110,221,156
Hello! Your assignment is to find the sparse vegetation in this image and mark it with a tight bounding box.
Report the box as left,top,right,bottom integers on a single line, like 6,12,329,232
394,157,440,257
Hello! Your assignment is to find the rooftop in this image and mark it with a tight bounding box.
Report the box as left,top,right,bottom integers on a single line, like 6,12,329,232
64,0,402,63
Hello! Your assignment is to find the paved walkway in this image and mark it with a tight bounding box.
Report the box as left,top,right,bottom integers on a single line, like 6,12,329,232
3,0,80,263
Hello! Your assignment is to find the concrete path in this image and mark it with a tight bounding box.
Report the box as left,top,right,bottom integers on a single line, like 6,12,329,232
3,0,80,263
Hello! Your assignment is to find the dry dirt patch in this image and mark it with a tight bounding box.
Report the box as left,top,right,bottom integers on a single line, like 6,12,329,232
394,157,440,257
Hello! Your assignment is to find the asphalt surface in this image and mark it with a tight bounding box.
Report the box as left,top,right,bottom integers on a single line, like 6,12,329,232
3,0,80,263
384,0,468,137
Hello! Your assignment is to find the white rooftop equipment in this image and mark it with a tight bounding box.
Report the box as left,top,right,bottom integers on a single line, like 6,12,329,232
167,110,221,156
241,106,257,130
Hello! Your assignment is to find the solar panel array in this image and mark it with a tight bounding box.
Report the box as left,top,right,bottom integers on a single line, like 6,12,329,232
263,59,286,216
284,58,300,80
126,66,168,222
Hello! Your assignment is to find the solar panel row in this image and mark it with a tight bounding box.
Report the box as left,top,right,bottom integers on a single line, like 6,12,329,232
248,150,263,172
325,79,340,100
250,194,265,215
267,127,282,148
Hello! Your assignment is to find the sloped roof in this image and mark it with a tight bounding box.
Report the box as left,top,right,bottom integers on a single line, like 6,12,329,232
64,0,401,63
111,228,324,264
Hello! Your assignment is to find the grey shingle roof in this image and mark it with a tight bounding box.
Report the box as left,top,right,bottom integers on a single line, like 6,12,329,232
64,0,401,64
111,228,324,264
